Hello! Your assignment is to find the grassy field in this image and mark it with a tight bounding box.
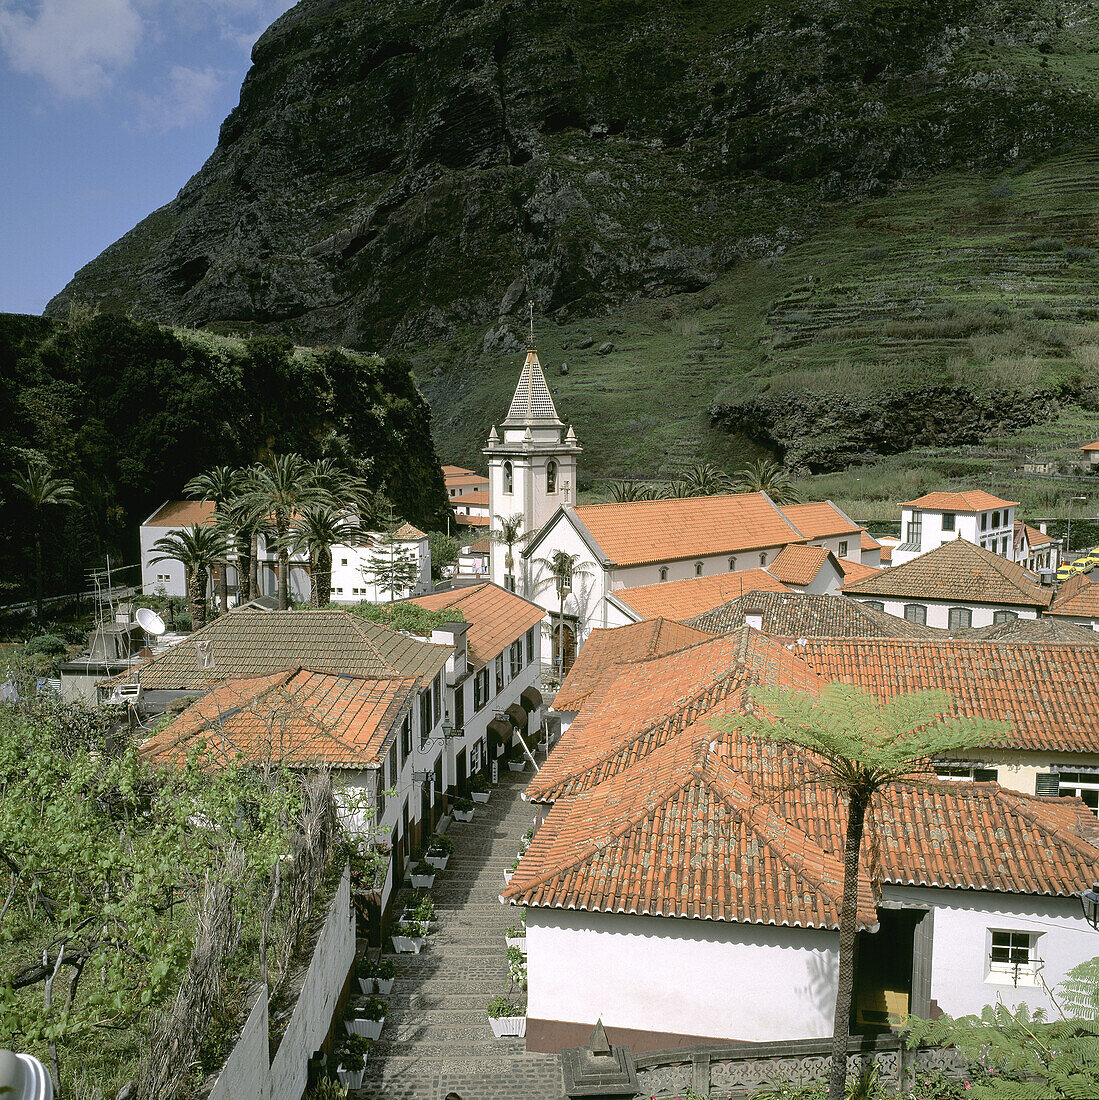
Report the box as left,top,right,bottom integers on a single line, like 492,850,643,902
418,149,1099,498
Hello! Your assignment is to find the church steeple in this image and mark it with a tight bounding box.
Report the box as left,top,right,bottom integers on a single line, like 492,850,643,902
502,347,563,427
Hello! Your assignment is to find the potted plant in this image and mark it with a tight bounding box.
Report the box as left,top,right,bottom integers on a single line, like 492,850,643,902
487,993,527,1038
354,953,374,995
519,825,534,853
452,795,475,822
410,859,436,889
470,774,491,803
506,945,527,989
424,831,453,871
505,908,526,951
503,855,519,886
335,1032,371,1089
390,919,426,953
507,746,527,772
356,954,395,994
345,995,388,1041
401,892,434,931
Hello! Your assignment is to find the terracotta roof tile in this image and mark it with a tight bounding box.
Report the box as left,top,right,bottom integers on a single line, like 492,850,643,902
843,539,1052,608
144,500,216,527
780,502,862,540
1014,520,1055,550
956,617,1099,644
769,545,835,586
455,514,490,526
141,668,416,768
406,582,544,670
442,465,477,477
114,608,451,690
1049,573,1099,619
900,490,1018,511
572,493,806,567
553,618,712,712
837,559,884,584
687,590,937,639
614,569,790,621
861,531,882,553
394,522,427,540
1081,442,1099,453
452,490,489,507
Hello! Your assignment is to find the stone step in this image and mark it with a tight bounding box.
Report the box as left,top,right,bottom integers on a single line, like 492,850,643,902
367,1037,526,1057
387,991,498,1010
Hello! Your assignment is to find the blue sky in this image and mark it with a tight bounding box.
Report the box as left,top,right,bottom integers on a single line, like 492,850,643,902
0,0,297,316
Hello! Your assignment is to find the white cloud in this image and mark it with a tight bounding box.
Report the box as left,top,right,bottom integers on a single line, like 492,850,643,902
0,0,144,97
135,63,223,132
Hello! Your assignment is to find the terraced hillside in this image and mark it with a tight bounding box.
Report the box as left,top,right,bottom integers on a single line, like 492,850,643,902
420,151,1099,483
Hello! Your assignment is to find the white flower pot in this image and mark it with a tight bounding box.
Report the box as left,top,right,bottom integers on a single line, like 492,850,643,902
345,1016,384,1040
453,809,474,822
505,935,526,951
358,977,371,995
391,934,422,954
337,1065,365,1089
503,869,513,885
471,791,490,803
376,976,394,994
508,760,526,772
411,873,435,889
490,1015,526,1038
425,853,449,871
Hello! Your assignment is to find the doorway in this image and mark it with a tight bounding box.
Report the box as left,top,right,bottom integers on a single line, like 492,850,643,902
854,908,932,1030
552,622,577,675
456,747,468,795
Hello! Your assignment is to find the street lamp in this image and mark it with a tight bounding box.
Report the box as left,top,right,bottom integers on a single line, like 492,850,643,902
857,478,863,513
1067,495,1087,555
1081,882,1099,929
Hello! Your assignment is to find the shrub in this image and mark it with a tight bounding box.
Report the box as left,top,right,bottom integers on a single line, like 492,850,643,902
452,796,474,812
507,945,527,988
1032,303,1057,320
470,773,490,792
412,860,434,878
23,634,67,658
427,832,454,855
340,1032,372,1062
406,892,434,922
358,997,387,1022
1026,235,1065,251
396,920,425,938
861,245,888,261
487,994,525,1019
1066,246,1096,263
988,180,1013,200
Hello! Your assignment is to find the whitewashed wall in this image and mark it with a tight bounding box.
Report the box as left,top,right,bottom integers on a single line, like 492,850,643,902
847,595,1038,630
887,885,1097,1018
209,866,354,1100
526,908,838,1044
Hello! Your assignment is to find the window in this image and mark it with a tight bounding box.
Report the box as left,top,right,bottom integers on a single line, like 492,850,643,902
948,607,972,630
454,681,465,728
526,627,535,663
993,610,1018,624
992,511,1000,528
659,567,668,582
759,552,767,567
905,511,922,547
375,774,386,820
838,540,848,557
503,461,513,494
903,603,927,625
504,574,516,593
936,764,997,782
941,513,955,532
419,690,430,746
335,587,343,595
695,561,704,576
728,556,737,570
495,654,505,693
981,512,989,531
432,672,442,726
341,558,348,566
1059,771,1099,813
510,641,522,677
547,460,557,494
400,713,411,764
1001,537,1009,556
988,930,1040,985
388,741,398,789
474,667,489,711
863,600,885,612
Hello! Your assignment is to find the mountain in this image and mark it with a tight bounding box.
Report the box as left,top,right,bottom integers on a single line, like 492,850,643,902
46,0,1099,478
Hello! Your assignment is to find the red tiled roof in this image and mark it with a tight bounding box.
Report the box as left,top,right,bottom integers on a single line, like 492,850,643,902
1014,520,1055,550
144,500,216,527
837,559,883,585
140,668,417,768
455,514,490,527
453,489,490,507
792,637,1099,753
443,465,475,476
900,491,1018,511
880,544,893,563
394,522,427,540
781,502,862,540
861,531,882,553
769,545,836,586
614,569,790,621
1049,573,1099,620
553,618,712,712
572,493,806,567
406,582,544,669
1081,442,1099,453
468,538,491,554
842,539,1051,608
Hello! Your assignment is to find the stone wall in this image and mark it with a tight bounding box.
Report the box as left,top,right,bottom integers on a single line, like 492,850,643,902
208,865,354,1100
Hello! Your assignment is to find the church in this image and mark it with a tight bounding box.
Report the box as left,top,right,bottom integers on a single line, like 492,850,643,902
480,338,873,676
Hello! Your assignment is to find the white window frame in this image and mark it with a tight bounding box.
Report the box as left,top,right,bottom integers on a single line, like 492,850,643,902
987,929,1041,986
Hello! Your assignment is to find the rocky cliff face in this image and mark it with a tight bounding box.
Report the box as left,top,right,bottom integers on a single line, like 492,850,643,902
47,0,1097,352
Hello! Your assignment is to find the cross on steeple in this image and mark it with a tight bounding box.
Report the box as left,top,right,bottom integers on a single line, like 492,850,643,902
528,299,535,350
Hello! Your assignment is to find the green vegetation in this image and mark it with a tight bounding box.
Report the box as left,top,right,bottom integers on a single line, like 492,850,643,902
332,600,464,634
0,313,449,605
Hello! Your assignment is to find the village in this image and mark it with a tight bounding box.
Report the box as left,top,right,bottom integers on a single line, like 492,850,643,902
3,336,1098,1100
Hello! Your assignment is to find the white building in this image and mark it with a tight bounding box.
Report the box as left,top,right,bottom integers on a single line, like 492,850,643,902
843,537,1051,630
139,502,430,605
508,626,1099,1053
1048,572,1099,633
1014,520,1060,579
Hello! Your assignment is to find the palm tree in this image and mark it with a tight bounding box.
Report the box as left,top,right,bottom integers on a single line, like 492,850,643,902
184,466,241,615
489,512,529,592
240,454,336,609
659,478,696,498
287,505,362,606
680,461,733,496
12,460,76,620
608,480,656,503
725,684,1002,1100
532,550,592,681
736,458,801,504
149,524,231,630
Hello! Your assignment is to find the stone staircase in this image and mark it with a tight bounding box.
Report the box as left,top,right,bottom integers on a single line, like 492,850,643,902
354,769,564,1100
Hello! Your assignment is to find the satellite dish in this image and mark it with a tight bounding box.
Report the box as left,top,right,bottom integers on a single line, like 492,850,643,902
135,607,166,637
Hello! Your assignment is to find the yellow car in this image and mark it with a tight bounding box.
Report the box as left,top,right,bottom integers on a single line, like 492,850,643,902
1057,563,1081,580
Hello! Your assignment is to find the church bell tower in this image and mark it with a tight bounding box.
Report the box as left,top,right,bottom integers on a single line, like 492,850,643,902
484,313,581,590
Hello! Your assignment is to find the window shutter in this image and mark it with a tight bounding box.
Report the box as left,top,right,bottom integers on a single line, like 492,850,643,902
1035,772,1060,797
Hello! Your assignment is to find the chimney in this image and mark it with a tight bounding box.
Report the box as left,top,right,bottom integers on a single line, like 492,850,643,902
745,610,764,631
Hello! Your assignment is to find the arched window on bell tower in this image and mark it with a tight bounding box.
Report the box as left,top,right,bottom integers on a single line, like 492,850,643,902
547,460,558,494
503,461,513,495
